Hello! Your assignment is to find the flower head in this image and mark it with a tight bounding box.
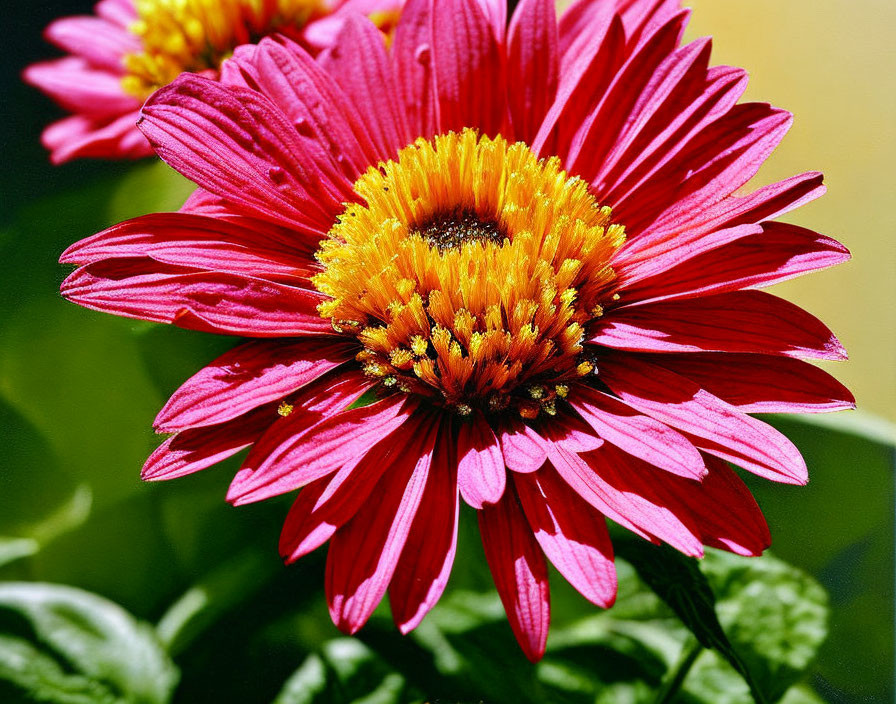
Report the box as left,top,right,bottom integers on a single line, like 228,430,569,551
23,0,402,163
60,0,853,660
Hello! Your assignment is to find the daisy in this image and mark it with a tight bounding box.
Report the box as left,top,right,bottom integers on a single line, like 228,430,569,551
60,0,853,660
23,0,402,163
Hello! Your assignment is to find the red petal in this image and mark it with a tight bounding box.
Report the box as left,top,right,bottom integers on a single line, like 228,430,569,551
651,352,855,414
599,355,808,484
591,290,847,360
478,489,550,662
389,418,459,632
570,385,706,480
155,339,352,432
457,410,506,508
326,412,440,634
514,469,617,607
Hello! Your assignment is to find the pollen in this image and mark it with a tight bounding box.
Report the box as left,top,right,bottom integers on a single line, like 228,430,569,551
314,129,626,418
121,0,324,98
277,401,294,417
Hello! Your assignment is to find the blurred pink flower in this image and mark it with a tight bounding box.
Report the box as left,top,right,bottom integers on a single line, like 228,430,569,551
60,0,852,660
23,0,402,163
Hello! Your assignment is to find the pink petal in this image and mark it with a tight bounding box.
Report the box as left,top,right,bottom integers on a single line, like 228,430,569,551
279,410,437,562
598,355,809,484
591,290,847,360
59,212,320,278
141,404,275,481
506,0,558,144
599,64,748,210
662,454,771,557
389,419,460,633
326,412,440,633
24,58,138,115
61,263,331,337
139,74,351,236
565,13,692,181
431,0,505,136
537,413,605,454
245,36,381,178
478,488,550,663
570,385,706,480
642,105,793,232
40,111,152,164
457,410,506,508
638,171,826,245
497,417,548,473
590,37,712,191
154,339,353,432
650,352,855,414
617,223,851,306
319,15,409,161
44,16,140,71
391,0,437,140
548,443,704,555
533,15,625,159
227,394,416,505
513,468,617,607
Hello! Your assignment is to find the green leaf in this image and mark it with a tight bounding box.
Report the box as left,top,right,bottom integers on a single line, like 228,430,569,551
156,548,282,656
0,634,118,704
273,639,415,704
0,538,39,569
701,551,828,703
614,540,767,703
0,583,178,704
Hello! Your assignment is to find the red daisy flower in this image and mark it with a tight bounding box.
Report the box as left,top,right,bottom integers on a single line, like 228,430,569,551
23,0,402,163
59,0,853,661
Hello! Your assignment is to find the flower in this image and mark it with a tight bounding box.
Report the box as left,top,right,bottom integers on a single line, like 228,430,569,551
23,0,402,163
60,0,853,661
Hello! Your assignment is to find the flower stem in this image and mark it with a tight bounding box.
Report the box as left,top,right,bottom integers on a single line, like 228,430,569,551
653,638,704,704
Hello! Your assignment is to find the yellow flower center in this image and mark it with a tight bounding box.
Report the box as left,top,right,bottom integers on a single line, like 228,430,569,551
121,0,325,98
314,129,626,418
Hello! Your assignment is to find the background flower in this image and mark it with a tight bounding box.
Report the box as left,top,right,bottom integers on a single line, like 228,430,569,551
22,0,402,163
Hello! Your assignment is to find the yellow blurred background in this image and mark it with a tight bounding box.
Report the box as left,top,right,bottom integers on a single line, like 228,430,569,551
683,1,896,422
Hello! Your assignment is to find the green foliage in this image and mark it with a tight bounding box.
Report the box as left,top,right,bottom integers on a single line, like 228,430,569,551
0,583,177,704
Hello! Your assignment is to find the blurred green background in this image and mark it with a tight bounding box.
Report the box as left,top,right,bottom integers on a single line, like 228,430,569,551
0,1,893,703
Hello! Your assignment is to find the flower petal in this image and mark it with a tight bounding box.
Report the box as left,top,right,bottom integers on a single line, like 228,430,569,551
498,417,548,473
651,352,855,414
141,404,275,481
506,0,558,144
570,385,706,480
139,74,351,235
61,263,331,337
432,0,505,136
457,410,506,508
514,468,616,607
591,290,847,360
599,355,809,484
478,488,550,663
228,393,416,505
389,418,460,633
326,411,440,633
60,212,319,280
617,223,851,305
279,409,436,562
154,339,353,432
548,443,704,556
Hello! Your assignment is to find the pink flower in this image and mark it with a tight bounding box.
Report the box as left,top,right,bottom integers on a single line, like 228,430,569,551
23,0,403,163
60,0,853,660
